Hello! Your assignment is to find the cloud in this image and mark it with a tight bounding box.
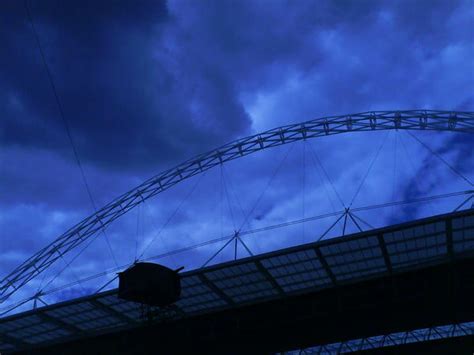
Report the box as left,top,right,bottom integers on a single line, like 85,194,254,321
1,0,473,311
0,0,251,172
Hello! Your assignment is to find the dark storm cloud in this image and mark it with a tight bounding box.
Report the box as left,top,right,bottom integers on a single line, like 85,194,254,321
1,0,252,172
2,0,471,175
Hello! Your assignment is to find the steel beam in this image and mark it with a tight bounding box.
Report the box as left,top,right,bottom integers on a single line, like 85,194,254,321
89,299,137,325
377,234,393,274
38,311,83,334
2,110,473,304
254,260,285,296
198,274,235,306
0,331,29,350
314,247,337,286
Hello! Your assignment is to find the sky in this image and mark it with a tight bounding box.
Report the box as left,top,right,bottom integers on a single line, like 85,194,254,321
0,0,473,313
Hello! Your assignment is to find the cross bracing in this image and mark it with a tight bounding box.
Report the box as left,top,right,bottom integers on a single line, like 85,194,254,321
1,110,473,305
291,321,474,354
0,209,473,353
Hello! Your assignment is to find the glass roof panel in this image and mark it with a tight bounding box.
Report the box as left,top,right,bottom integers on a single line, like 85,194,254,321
45,302,94,318
180,275,202,287
1,211,471,353
232,289,278,303
26,328,71,344
320,236,386,281
384,224,448,269
205,262,258,281
179,300,228,314
0,315,43,332
452,227,474,253
180,284,211,298
289,321,474,354
109,302,139,314
76,317,126,331
282,279,331,293
12,322,57,337
0,342,17,351
452,215,474,229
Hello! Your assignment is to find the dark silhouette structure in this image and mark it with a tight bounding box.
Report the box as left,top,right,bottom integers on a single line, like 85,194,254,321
118,263,181,307
1,209,473,354
1,110,473,354
2,110,473,305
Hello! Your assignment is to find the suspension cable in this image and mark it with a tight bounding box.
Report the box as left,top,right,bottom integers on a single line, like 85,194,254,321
221,165,237,231
349,131,391,207
302,140,307,242
7,188,469,305
405,130,473,187
398,133,437,215
24,0,118,269
237,143,295,232
391,132,398,220
351,190,473,212
137,171,206,260
307,141,346,208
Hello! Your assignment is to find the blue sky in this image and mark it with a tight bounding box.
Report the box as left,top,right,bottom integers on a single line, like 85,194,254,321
0,0,473,313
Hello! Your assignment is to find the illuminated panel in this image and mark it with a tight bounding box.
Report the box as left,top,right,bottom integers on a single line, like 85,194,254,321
261,249,331,293
452,215,474,253
320,236,386,281
0,210,472,353
384,221,447,270
204,262,279,303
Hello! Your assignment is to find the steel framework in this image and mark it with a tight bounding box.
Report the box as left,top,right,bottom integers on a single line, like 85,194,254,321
1,110,473,304
1,208,473,353
296,322,474,354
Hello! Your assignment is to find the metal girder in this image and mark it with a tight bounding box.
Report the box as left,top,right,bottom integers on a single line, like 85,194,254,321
1,110,473,305
254,260,285,296
377,234,393,274
198,274,235,306
0,331,29,349
299,322,473,354
88,299,137,325
446,219,454,261
38,311,83,334
314,247,337,286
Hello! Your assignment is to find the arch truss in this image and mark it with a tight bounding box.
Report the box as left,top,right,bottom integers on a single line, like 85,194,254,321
1,110,473,304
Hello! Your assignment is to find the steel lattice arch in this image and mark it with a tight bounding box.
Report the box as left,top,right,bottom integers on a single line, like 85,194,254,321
2,109,474,304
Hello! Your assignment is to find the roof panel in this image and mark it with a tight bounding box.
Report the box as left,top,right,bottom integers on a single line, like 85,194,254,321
232,289,278,303
224,281,273,296
260,249,317,268
181,284,210,297
321,235,386,281
1,209,472,353
452,215,474,229
179,300,227,313
0,343,16,351
10,322,56,337
76,317,126,331
452,223,474,253
123,310,142,320
281,279,331,293
261,249,330,292
45,302,94,318
94,295,116,306
0,315,42,332
291,321,474,354
180,275,202,287
454,239,474,253
108,302,139,314
205,262,258,280
384,224,448,270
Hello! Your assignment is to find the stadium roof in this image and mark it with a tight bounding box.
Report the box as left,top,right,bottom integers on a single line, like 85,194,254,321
292,321,474,354
1,208,473,353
